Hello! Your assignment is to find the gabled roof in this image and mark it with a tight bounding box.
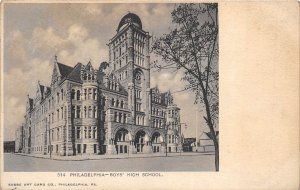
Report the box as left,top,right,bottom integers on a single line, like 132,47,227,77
85,61,94,71
66,63,82,83
57,62,73,78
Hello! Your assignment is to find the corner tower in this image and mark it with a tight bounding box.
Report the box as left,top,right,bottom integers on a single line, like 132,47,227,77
108,13,151,126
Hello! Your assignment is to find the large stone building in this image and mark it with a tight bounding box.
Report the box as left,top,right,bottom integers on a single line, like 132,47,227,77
16,13,182,156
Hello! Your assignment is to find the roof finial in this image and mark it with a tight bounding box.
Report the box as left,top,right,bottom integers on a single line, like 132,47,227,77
54,54,58,63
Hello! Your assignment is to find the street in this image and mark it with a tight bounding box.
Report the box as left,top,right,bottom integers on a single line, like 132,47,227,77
4,153,215,172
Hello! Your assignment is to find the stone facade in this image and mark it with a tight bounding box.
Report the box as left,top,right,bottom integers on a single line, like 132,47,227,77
17,13,182,156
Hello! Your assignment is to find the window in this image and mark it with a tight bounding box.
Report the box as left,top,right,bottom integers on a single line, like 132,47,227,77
120,101,124,108
88,106,92,118
111,98,115,107
77,144,81,153
93,127,97,139
119,113,122,123
57,128,60,140
57,93,60,104
88,127,92,138
120,145,123,153
76,106,81,118
77,127,81,139
94,144,97,153
136,103,141,111
102,111,106,122
88,89,92,99
84,89,87,100
76,90,80,100
83,144,87,153
72,106,75,118
57,109,59,121
102,97,106,106
93,89,97,100
84,127,87,139
114,112,117,122
93,106,97,118
71,89,75,100
123,114,127,123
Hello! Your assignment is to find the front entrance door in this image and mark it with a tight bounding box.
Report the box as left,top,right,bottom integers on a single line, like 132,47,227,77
135,130,146,153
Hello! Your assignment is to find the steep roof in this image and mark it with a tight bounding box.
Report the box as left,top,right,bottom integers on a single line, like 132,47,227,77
57,62,73,78
117,12,142,32
65,63,82,83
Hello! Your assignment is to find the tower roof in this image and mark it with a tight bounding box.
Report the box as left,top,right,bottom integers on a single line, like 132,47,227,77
117,12,142,32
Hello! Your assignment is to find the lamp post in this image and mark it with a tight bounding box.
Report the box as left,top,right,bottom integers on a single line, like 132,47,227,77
48,121,52,159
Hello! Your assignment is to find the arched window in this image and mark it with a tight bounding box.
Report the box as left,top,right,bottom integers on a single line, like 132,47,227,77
120,101,124,108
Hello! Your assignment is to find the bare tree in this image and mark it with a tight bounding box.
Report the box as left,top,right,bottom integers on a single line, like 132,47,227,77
152,3,219,171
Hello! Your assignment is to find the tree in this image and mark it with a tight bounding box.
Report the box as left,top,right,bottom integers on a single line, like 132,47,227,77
152,3,219,171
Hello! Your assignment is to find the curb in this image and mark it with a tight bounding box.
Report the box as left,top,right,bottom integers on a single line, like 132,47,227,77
13,152,215,161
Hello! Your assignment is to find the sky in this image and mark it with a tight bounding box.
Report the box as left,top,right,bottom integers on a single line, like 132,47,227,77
3,3,210,141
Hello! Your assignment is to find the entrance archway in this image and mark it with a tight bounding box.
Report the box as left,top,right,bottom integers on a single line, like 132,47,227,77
115,128,130,154
151,132,162,153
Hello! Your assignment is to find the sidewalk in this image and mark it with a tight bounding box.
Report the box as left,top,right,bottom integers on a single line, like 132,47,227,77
15,151,214,161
